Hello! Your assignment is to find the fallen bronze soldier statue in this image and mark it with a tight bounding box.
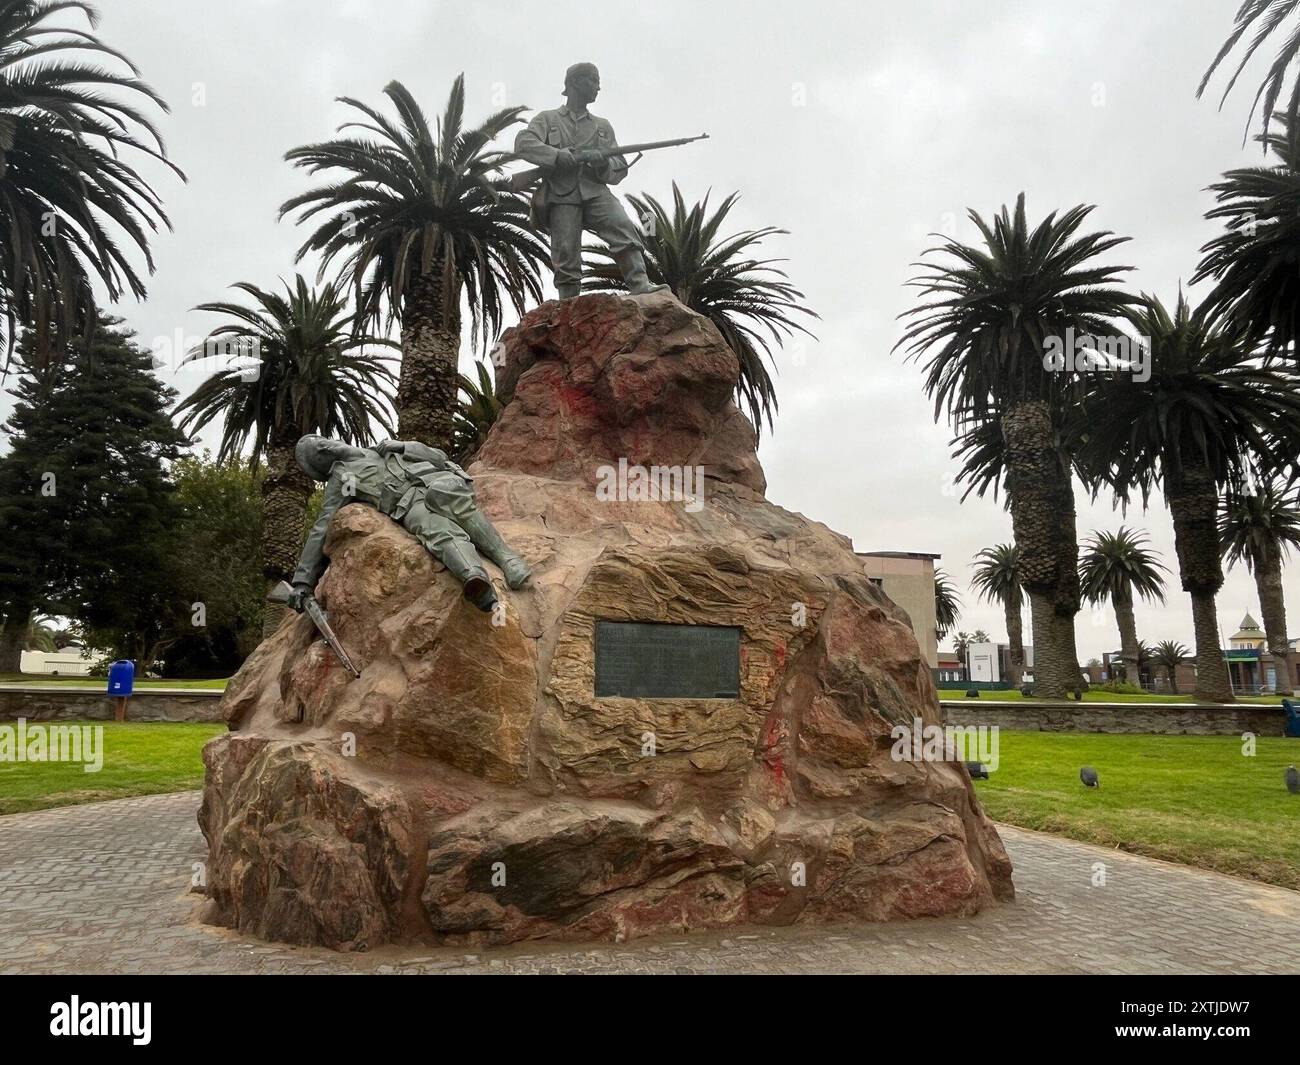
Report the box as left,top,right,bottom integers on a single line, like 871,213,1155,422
282,434,531,623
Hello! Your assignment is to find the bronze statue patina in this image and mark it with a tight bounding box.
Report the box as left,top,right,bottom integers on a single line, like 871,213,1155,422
514,62,675,300
288,435,531,615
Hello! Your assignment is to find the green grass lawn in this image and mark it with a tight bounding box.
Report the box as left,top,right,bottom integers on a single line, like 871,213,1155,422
974,731,1300,889
0,721,224,815
938,688,1287,704
3,719,1297,897
0,673,227,690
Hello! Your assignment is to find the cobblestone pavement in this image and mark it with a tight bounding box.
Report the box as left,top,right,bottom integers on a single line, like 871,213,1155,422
2,792,1298,974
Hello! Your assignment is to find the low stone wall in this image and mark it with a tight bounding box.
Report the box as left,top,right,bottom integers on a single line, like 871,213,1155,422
941,699,1289,737
0,686,225,724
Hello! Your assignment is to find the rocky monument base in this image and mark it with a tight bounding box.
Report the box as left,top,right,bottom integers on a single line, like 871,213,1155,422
199,292,1014,950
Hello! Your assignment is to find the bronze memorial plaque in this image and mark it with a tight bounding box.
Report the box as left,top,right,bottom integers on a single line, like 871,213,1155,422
595,621,741,699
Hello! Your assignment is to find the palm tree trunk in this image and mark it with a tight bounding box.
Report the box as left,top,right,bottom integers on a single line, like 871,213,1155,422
1165,458,1234,703
1005,588,1025,685
1003,400,1082,698
1054,605,1084,693
1027,591,1080,696
260,441,313,640
1190,591,1233,702
0,609,30,673
1113,586,1139,685
1166,663,1179,694
1248,540,1289,657
397,266,462,452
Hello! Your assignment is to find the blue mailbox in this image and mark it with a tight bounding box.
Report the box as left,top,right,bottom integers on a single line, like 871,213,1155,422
107,660,135,696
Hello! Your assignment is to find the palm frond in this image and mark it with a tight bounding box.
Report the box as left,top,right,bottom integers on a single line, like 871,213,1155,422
897,192,1136,436
934,569,963,638
174,275,398,465
1080,290,1300,505
450,357,501,463
1078,526,1168,606
0,0,184,370
582,182,817,441
1219,480,1300,570
281,74,547,349
970,543,1023,608
1198,1,1300,142
1194,110,1300,363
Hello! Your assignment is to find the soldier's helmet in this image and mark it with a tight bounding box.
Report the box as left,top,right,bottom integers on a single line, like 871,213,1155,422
563,62,599,95
295,434,347,481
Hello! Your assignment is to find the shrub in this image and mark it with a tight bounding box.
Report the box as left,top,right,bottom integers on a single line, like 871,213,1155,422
1095,679,1145,695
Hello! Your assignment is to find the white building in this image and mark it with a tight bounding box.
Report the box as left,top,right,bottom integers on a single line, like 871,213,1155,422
18,645,105,677
963,641,1033,685
966,641,999,683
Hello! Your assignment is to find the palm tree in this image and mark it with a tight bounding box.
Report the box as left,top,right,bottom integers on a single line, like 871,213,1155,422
23,617,56,652
175,276,397,636
1079,527,1167,684
1081,292,1300,702
1220,482,1300,678
1198,2,1300,140
1150,640,1190,694
970,543,1026,685
934,569,962,641
451,359,501,463
951,631,973,678
897,192,1137,697
281,76,547,452
1194,115,1300,365
1134,640,1154,686
584,184,818,440
0,614,55,658
0,0,183,365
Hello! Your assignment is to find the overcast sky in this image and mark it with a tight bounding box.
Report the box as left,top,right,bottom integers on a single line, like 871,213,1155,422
7,0,1294,661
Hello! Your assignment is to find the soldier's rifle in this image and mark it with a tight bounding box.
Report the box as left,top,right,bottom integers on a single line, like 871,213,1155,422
495,132,709,193
267,580,362,679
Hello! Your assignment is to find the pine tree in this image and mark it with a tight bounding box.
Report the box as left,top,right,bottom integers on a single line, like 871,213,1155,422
0,346,68,671
0,315,186,671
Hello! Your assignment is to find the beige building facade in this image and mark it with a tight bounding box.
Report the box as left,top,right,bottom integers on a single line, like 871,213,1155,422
857,550,940,668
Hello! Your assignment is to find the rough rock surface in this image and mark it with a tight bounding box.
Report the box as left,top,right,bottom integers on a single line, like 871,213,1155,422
200,292,1014,950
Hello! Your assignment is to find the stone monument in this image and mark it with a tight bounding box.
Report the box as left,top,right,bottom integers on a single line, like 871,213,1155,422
198,292,1014,950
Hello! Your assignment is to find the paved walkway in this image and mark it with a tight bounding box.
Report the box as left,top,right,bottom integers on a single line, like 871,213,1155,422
1,792,1297,974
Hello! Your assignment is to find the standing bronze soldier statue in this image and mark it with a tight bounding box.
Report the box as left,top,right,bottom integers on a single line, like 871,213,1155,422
514,63,674,300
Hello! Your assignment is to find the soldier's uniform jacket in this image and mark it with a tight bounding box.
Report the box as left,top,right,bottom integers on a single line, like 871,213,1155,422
514,106,630,226
291,440,471,591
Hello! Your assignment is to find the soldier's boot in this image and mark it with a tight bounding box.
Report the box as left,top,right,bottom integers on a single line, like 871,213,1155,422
439,541,498,613
460,512,532,590
614,247,669,296
557,282,581,300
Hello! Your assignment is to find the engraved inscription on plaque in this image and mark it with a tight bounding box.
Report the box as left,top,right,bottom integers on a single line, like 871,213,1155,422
594,621,741,699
